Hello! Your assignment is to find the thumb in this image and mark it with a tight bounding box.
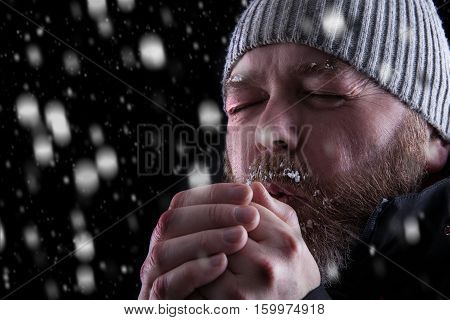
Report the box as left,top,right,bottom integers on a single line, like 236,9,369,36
251,182,300,229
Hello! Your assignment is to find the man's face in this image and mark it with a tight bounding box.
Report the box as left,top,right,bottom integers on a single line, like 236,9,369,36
223,43,428,283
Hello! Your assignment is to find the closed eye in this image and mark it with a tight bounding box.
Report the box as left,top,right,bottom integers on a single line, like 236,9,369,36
228,100,265,115
307,91,344,98
304,91,346,108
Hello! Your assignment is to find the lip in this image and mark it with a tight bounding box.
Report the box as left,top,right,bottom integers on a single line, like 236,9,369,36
265,182,308,204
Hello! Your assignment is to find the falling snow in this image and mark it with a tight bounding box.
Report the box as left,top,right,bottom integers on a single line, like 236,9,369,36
33,135,54,166
24,225,40,250
95,146,119,180
404,216,421,245
139,34,166,70
44,101,71,146
0,219,5,252
87,0,107,19
63,51,81,76
74,160,100,196
26,44,43,68
117,0,136,13
16,93,40,128
198,100,222,128
74,231,95,262
76,265,96,294
322,10,346,37
188,162,211,188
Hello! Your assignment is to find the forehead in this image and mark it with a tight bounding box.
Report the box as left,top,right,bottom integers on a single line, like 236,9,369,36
225,43,365,97
228,43,354,82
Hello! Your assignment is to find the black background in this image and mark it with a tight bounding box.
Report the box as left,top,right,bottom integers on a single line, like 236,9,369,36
0,0,448,299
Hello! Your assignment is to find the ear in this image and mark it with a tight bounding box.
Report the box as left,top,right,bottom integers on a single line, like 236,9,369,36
425,128,450,173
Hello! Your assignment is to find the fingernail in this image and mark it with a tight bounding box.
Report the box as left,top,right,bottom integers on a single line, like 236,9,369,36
235,206,255,224
209,254,224,267
223,227,243,244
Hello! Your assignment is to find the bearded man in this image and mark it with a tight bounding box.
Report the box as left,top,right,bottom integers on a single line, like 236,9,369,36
139,0,450,299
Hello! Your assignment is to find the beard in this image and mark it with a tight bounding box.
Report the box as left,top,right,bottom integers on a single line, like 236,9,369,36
223,112,429,286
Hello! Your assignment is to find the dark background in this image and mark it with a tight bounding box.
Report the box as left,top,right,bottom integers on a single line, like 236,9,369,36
0,0,448,299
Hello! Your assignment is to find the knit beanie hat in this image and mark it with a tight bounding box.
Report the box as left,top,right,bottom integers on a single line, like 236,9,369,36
223,0,450,141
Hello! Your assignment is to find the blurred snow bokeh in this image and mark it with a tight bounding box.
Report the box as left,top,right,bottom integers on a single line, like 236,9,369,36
44,101,71,146
87,0,107,19
74,160,100,196
403,216,421,245
24,225,40,250
198,100,222,129
322,10,346,37
117,0,135,12
63,51,81,76
74,231,95,262
26,44,43,69
188,162,211,188
33,135,54,166
0,219,5,253
95,146,119,180
76,265,96,294
16,94,40,128
139,34,166,70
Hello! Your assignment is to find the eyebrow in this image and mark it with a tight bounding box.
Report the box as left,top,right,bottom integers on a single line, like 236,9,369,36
224,59,346,99
223,76,255,99
289,58,345,78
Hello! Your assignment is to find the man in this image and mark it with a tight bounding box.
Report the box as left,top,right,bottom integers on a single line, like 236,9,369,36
139,0,450,299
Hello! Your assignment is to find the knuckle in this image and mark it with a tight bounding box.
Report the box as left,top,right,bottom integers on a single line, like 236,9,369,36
207,204,222,225
209,185,219,203
151,276,167,300
170,191,185,208
279,231,300,258
285,208,297,222
139,261,148,283
198,231,211,251
255,258,275,287
149,242,164,268
181,264,196,282
152,210,173,242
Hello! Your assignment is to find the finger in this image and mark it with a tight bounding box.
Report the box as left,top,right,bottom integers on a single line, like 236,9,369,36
246,202,285,242
247,203,302,255
198,270,248,299
226,238,270,279
251,182,300,228
228,234,300,280
164,204,260,239
170,183,252,208
149,253,227,300
140,204,257,291
146,226,247,277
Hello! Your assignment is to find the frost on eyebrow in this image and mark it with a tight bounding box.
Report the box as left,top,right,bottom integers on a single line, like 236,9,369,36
223,73,256,99
299,58,339,73
229,74,245,83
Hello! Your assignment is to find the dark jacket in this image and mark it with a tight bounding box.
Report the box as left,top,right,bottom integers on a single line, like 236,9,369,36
305,177,450,299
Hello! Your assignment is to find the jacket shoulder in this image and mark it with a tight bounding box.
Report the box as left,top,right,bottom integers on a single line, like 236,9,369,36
329,178,450,299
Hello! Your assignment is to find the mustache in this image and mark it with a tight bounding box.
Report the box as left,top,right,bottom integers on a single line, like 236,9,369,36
246,156,311,184
245,155,333,205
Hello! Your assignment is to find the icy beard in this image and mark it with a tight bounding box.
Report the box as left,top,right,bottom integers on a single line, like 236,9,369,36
223,113,429,286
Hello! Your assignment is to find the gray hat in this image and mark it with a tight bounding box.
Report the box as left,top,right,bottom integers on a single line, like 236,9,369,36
224,0,450,140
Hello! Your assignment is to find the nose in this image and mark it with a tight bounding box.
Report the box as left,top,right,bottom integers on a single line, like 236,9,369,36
255,99,302,154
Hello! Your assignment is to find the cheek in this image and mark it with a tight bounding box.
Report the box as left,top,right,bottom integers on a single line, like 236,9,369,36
302,108,405,180
302,130,353,179
302,118,368,179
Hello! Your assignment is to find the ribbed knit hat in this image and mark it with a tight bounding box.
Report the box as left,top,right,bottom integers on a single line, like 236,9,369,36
223,0,450,141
